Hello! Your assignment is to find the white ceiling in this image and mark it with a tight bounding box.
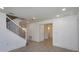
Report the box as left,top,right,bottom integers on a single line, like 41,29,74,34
1,7,79,21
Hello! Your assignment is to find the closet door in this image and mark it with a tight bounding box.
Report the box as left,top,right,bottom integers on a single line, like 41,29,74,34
39,24,44,41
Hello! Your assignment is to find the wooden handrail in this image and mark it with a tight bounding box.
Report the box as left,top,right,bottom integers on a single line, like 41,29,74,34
7,16,26,31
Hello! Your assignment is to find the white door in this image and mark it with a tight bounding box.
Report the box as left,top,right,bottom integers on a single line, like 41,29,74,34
39,24,44,41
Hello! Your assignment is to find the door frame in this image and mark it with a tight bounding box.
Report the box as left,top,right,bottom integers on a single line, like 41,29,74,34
44,23,53,47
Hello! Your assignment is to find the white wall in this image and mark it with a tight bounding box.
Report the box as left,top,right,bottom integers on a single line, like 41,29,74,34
0,12,6,29
77,15,79,50
0,29,26,52
53,16,78,51
28,15,79,51
0,12,26,52
28,23,40,42
28,23,45,42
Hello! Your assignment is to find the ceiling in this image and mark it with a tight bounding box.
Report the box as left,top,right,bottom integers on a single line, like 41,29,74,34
1,7,79,21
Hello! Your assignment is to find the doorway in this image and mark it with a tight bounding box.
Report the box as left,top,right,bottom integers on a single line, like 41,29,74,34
44,23,53,48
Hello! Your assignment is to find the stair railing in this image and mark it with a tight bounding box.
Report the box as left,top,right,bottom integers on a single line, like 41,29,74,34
6,16,26,39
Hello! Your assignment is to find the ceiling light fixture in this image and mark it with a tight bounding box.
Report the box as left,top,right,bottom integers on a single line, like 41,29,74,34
62,8,66,11
32,17,36,20
48,27,50,30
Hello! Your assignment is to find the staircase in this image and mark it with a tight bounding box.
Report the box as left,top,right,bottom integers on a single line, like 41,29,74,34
6,16,26,39
0,12,27,52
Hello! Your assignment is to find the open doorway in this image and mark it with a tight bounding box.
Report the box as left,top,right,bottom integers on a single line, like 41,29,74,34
44,23,53,48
